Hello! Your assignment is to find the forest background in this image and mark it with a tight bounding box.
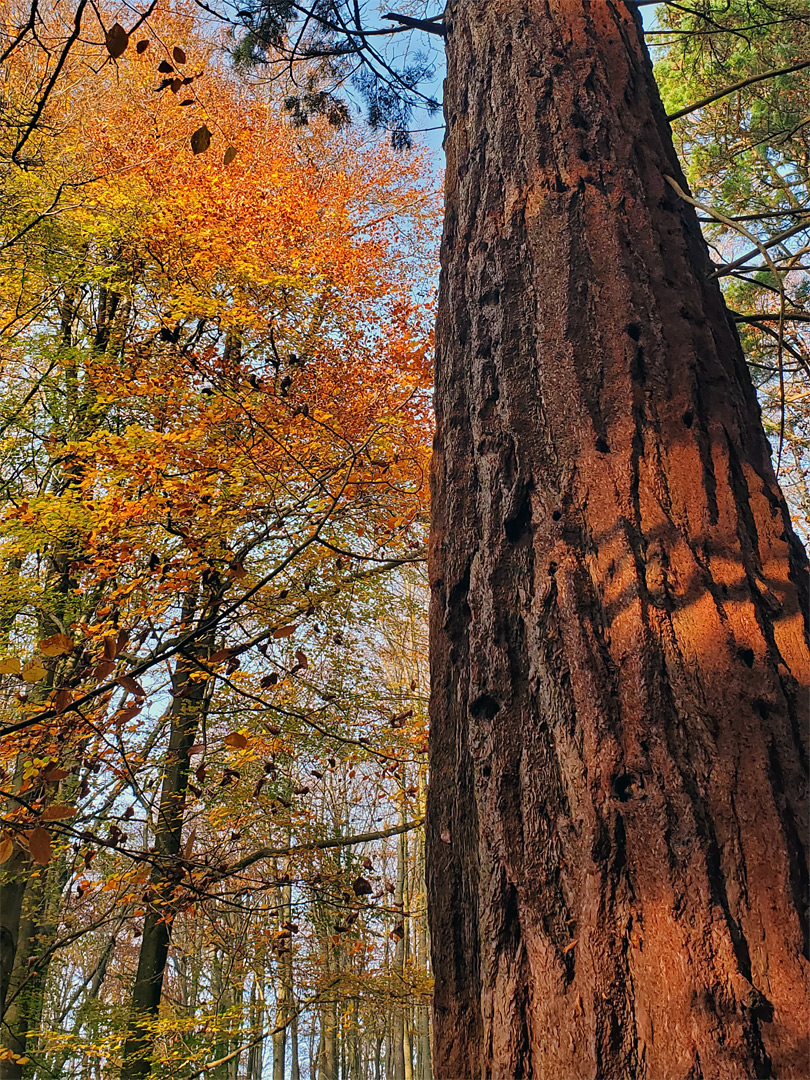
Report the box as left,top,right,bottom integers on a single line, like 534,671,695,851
0,0,808,1078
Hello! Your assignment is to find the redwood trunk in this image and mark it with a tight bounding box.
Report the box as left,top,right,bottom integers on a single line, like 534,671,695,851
427,2,810,1078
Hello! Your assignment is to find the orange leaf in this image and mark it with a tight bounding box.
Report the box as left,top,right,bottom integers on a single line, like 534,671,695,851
224,732,248,749
27,826,52,865
0,836,13,864
273,624,298,639
294,649,308,670
210,649,234,664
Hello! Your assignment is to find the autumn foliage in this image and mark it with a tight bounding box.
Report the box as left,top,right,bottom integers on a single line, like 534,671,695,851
1,5,437,1076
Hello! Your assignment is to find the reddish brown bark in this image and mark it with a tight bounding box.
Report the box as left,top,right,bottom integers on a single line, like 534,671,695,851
426,2,810,1078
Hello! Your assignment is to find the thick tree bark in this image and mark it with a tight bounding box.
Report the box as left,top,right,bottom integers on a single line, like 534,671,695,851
427,2,810,1078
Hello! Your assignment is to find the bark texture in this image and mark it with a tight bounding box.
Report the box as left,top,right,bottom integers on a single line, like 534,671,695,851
427,2,810,1078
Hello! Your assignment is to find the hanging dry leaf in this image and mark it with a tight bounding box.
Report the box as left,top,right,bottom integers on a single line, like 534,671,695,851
223,732,248,749
117,675,145,697
0,835,13,864
170,78,182,93
42,766,69,782
210,649,234,664
41,804,77,821
173,46,187,64
103,636,117,661
116,702,141,725
182,826,196,860
190,125,212,154
94,659,115,681
136,39,150,53
294,649,308,670
22,662,47,683
158,60,174,74
53,688,73,713
224,145,238,166
0,657,21,675
39,633,73,657
180,99,194,106
27,826,52,865
105,22,129,59
273,624,298,639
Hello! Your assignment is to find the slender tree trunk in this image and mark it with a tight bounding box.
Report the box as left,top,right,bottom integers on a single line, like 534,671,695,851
119,591,216,1079
427,2,810,1078
272,865,292,1080
289,1001,300,1080
0,847,28,1026
0,845,70,1079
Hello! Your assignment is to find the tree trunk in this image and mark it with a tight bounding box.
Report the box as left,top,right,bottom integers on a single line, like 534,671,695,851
427,2,810,1078
119,591,216,1079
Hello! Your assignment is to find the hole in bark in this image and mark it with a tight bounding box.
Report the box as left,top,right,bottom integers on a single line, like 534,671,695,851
480,289,500,306
739,647,755,668
754,699,770,720
481,764,491,778
578,149,591,162
626,322,641,341
504,494,532,542
682,410,694,428
613,773,637,802
552,510,562,521
595,437,610,454
470,694,500,721
548,561,557,575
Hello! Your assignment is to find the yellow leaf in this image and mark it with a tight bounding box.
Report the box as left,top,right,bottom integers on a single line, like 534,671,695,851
0,657,21,675
0,836,13,864
22,663,47,683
